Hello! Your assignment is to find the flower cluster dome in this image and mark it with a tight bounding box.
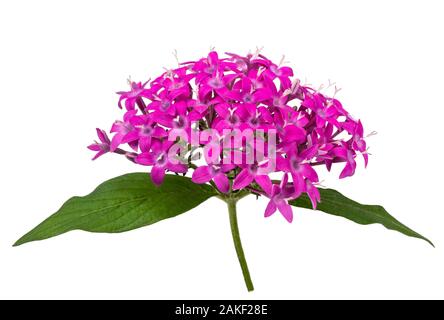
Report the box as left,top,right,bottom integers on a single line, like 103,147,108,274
89,51,368,222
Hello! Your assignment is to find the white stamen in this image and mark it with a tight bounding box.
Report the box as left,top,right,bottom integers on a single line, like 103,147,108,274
282,89,292,96
327,79,336,89
283,78,300,97
252,46,264,60
315,84,325,93
256,66,266,78
162,68,175,81
333,85,342,98
172,49,179,66
142,78,151,87
315,180,326,188
362,147,372,156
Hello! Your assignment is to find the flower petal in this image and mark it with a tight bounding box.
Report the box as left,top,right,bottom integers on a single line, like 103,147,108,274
255,175,272,194
264,200,277,217
150,165,166,186
213,173,230,193
301,164,319,182
339,161,356,179
192,166,213,183
232,168,255,190
110,134,123,152
276,200,293,223
283,125,306,143
135,152,155,166
166,163,188,174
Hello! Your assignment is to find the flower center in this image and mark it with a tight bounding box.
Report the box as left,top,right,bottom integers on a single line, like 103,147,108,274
270,65,281,76
291,159,301,172
160,100,171,111
99,143,110,152
317,109,326,118
141,125,152,136
205,65,215,74
170,81,184,90
174,115,186,129
228,114,239,125
157,153,167,166
248,163,258,174
273,96,281,107
249,117,259,126
208,77,224,89
243,94,253,103
210,165,221,175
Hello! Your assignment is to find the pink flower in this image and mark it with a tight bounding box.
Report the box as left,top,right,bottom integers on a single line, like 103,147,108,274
130,113,167,152
88,128,111,160
117,81,152,111
135,140,188,185
232,162,273,194
331,143,357,179
192,163,235,193
109,110,139,151
264,174,295,223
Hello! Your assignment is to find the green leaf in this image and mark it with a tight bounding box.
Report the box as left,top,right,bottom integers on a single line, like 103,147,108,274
290,188,433,247
14,173,217,246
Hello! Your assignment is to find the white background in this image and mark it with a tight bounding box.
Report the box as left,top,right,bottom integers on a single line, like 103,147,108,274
1,0,443,299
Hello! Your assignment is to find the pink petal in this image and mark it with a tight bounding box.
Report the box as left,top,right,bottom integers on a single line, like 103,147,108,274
174,101,188,115
214,103,230,117
291,173,305,198
166,163,188,174
277,200,293,223
232,168,255,190
152,126,167,138
280,173,289,188
255,175,272,194
213,173,230,193
252,88,272,102
284,125,306,143
151,165,166,186
220,163,236,172
264,200,277,217
208,51,219,66
87,144,101,151
276,156,290,171
121,130,139,144
301,164,319,182
279,66,293,77
96,128,109,143
135,153,155,166
110,134,123,152
139,136,151,153
331,147,347,159
363,153,369,167
91,150,105,160
192,166,213,183
339,162,356,179
306,182,321,209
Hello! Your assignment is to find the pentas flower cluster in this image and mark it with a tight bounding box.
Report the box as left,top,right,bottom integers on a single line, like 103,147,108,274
88,51,368,223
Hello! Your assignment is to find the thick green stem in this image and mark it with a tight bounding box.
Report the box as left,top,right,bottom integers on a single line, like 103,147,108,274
226,198,254,292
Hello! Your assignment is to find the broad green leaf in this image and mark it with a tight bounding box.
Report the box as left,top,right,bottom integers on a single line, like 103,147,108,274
290,188,433,247
14,173,217,246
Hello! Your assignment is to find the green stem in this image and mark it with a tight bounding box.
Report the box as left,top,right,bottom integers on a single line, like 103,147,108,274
226,198,254,292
